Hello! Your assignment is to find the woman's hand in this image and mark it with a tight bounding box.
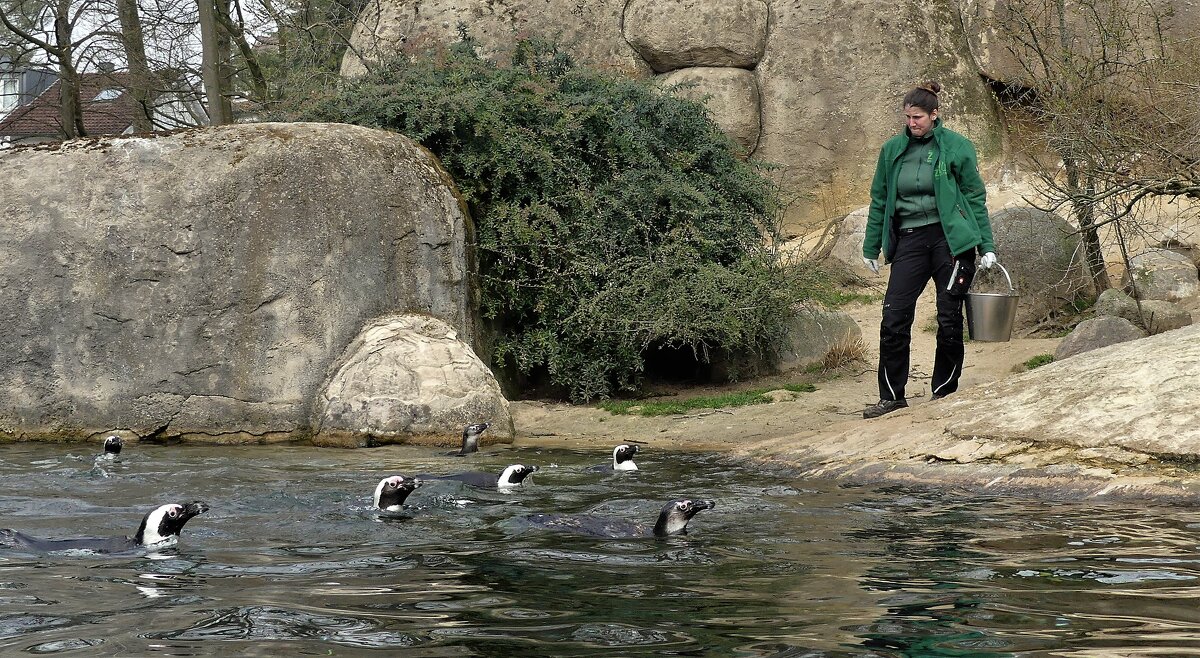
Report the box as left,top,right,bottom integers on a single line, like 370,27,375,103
863,257,880,275
979,252,997,269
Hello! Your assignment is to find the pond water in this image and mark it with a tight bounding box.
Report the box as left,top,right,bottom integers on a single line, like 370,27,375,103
2,442,1200,656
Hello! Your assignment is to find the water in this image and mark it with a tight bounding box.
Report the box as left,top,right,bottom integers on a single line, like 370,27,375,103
2,443,1200,656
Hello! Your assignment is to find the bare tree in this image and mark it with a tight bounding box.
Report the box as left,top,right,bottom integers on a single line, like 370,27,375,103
992,0,1200,296
0,0,116,138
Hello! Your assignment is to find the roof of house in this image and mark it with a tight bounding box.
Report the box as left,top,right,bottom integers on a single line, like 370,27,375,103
0,71,144,139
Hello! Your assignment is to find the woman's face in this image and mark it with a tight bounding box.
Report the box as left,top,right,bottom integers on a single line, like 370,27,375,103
904,105,937,138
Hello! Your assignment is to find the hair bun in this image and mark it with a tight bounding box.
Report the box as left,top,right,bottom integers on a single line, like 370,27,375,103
919,81,942,95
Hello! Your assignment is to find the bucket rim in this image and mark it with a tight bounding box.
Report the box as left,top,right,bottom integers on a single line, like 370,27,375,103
971,261,1017,295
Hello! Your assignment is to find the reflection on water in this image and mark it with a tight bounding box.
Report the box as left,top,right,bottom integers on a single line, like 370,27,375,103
2,443,1200,655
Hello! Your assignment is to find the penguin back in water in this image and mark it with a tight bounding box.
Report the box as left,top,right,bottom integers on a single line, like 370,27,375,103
0,501,210,553
525,498,715,538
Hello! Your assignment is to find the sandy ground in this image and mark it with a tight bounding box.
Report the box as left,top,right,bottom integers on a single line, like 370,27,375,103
511,286,1063,453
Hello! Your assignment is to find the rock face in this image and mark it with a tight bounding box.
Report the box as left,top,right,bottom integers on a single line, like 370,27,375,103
0,123,476,443
624,0,768,72
341,0,650,77
315,314,513,447
657,67,762,153
342,0,1005,234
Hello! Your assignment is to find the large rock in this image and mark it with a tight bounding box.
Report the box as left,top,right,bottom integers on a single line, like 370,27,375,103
980,206,1092,330
1093,288,1192,335
1053,316,1145,360
0,123,476,443
1124,248,1200,302
624,0,768,72
779,308,863,372
315,314,513,447
657,67,761,153
341,0,650,77
740,322,1200,496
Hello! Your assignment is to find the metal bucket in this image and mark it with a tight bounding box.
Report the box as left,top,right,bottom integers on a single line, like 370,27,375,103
966,262,1018,342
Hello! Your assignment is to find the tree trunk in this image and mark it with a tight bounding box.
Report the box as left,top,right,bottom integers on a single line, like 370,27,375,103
198,0,232,125
116,0,155,132
53,2,83,139
1065,159,1110,295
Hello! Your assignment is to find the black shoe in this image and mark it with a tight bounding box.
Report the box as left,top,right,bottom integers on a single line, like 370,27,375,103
863,398,908,419
930,393,946,401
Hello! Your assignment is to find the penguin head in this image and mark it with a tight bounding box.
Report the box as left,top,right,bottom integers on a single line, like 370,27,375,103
103,435,123,455
612,444,639,470
653,499,716,537
134,501,210,546
497,464,538,487
374,475,422,511
459,423,489,455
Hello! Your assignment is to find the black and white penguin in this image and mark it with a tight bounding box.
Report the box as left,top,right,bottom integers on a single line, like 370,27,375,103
0,501,210,554
422,464,539,490
451,423,489,456
373,475,422,511
102,435,123,457
525,499,716,538
587,444,639,472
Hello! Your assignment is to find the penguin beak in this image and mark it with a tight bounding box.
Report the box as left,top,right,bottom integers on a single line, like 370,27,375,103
182,501,210,519
693,500,715,512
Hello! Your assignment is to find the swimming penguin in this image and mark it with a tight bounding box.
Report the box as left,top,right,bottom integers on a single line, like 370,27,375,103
0,501,210,554
451,423,489,456
587,444,639,472
525,499,716,538
421,464,539,490
373,475,422,511
102,435,123,457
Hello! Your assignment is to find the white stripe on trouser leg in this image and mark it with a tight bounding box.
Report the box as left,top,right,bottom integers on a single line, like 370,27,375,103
884,368,897,401
932,365,958,395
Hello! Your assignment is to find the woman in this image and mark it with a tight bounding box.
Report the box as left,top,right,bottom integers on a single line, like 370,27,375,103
861,81,997,419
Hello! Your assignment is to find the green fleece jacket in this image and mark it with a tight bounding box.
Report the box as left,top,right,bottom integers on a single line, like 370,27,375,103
862,119,995,262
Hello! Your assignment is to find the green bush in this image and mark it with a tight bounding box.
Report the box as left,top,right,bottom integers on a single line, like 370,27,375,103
1023,354,1055,370
290,36,809,401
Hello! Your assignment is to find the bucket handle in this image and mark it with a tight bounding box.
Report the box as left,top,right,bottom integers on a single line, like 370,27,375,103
982,261,1016,294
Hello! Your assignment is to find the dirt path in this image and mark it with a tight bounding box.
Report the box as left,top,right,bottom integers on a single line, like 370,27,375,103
512,288,1063,452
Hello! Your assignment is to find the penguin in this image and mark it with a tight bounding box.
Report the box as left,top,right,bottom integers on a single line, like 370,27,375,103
102,435,123,457
525,499,715,538
373,475,422,511
586,444,639,472
451,422,489,456
0,501,210,554
421,464,539,490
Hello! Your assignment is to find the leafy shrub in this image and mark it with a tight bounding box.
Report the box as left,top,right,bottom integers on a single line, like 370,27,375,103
1023,354,1055,370
291,36,808,401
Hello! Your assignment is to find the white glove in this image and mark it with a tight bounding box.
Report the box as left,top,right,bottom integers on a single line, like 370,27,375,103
863,257,880,275
979,252,997,269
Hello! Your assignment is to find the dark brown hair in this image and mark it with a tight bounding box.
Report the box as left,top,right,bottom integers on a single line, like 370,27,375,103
902,81,941,113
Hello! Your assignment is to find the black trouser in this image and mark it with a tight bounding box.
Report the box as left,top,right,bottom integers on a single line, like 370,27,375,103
877,223,973,401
